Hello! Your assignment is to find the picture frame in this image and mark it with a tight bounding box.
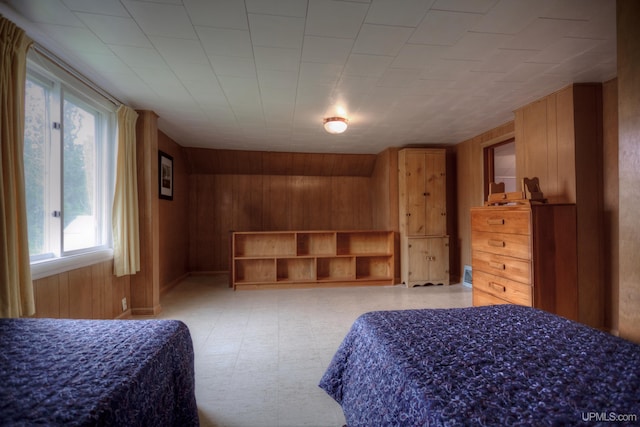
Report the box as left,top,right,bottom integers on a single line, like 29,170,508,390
158,151,173,200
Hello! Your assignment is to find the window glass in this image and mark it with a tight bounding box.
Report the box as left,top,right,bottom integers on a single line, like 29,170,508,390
24,78,55,259
62,96,99,252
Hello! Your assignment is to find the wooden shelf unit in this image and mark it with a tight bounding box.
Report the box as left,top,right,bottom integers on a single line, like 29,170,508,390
231,230,394,290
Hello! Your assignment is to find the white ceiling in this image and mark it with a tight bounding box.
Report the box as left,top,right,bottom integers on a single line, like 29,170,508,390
0,0,616,154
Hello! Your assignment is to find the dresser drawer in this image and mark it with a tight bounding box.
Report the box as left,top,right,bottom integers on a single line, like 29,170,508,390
471,230,531,260
472,289,510,307
473,270,532,306
472,251,531,284
471,208,530,235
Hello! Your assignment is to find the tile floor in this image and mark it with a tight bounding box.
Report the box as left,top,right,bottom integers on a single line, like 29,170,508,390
153,274,472,427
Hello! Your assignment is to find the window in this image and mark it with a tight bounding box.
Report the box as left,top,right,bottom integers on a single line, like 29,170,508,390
23,59,116,277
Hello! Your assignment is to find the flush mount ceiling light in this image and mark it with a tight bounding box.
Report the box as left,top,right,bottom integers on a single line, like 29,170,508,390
323,117,348,134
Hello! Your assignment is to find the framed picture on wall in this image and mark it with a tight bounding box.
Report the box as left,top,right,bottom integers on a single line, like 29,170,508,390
159,151,173,200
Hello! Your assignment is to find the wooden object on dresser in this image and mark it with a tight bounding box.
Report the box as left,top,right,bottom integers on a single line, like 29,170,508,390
231,230,394,290
471,204,578,321
398,148,449,286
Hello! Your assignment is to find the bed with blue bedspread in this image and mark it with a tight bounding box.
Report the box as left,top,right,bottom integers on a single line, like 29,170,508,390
319,304,640,426
0,318,199,426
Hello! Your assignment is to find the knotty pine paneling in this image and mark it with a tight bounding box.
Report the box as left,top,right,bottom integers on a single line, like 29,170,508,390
189,174,374,272
33,259,131,319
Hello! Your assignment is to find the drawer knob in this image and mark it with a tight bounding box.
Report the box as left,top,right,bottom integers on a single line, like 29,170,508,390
489,282,506,293
489,261,506,270
487,218,505,225
488,239,505,248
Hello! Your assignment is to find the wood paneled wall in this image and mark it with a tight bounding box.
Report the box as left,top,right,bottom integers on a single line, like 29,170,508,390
33,260,131,319
602,79,619,334
188,174,374,272
514,84,605,329
158,131,190,293
370,147,400,282
454,122,515,281
186,148,376,176
617,0,640,343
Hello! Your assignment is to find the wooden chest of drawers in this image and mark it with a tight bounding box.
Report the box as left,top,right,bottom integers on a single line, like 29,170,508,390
471,204,578,320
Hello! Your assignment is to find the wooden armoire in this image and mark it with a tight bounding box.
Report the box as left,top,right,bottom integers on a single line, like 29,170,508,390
398,148,449,286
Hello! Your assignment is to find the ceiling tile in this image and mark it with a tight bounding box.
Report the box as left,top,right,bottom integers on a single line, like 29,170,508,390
377,68,422,88
343,54,394,78
298,62,343,86
219,76,262,105
245,0,308,17
471,0,556,34
183,0,248,29
196,27,253,58
209,56,257,79
149,36,209,66
109,45,166,67
6,0,84,26
364,0,433,27
76,13,151,47
471,48,538,73
392,44,447,68
409,10,482,45
258,69,299,91
500,62,554,82
305,0,369,39
505,18,584,50
254,46,301,73
39,24,112,54
443,32,512,61
528,37,607,64
352,24,413,56
302,36,354,64
62,0,130,16
170,62,217,82
432,0,497,14
122,0,197,39
249,14,305,49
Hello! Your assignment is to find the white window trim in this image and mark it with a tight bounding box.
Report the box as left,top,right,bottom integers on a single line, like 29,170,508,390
30,249,114,280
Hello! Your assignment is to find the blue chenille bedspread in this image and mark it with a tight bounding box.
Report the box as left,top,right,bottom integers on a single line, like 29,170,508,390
0,318,199,426
319,305,640,426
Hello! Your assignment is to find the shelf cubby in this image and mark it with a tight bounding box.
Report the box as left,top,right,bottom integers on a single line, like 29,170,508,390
234,258,276,284
277,258,315,282
234,232,295,257
296,232,335,256
317,257,355,281
336,231,393,255
356,256,392,280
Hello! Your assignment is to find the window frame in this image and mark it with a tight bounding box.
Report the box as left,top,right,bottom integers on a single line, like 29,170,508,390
24,58,117,280
482,137,515,201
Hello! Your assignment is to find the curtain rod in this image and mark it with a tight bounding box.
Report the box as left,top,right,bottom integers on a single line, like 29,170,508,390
31,42,122,107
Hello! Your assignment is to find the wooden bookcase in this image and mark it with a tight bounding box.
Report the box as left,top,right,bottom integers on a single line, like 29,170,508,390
231,230,394,290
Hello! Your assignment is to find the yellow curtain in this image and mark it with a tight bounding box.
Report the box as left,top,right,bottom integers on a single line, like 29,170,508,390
0,16,34,317
112,105,140,277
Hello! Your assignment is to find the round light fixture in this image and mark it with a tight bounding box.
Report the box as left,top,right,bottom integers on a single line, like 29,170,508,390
323,117,348,134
